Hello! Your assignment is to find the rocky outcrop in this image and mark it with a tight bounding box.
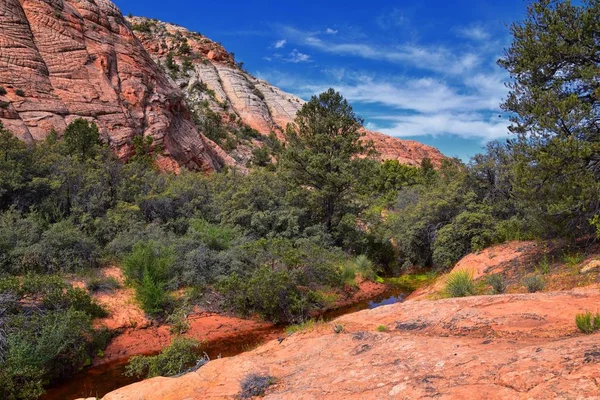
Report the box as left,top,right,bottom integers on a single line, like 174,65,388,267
0,0,224,171
102,287,600,399
128,17,446,167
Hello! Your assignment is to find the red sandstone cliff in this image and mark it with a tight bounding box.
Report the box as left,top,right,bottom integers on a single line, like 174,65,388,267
0,0,224,171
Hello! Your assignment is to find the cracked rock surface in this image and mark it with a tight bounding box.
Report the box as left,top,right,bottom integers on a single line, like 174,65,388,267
103,288,600,399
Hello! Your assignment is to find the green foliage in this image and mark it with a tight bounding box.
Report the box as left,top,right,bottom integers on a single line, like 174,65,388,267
15,89,25,97
563,252,585,268
376,325,388,332
218,266,318,323
166,306,191,335
188,218,237,251
0,274,106,399
281,88,376,236
125,337,203,379
165,52,179,73
486,273,507,294
63,118,103,160
575,311,600,334
523,274,545,293
432,210,496,270
499,0,600,239
123,242,174,316
537,254,550,275
353,255,377,281
131,20,155,33
0,310,97,400
240,374,275,399
0,86,6,96
285,319,325,335
444,270,475,298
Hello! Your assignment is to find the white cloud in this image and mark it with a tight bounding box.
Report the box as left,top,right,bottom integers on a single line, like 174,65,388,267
257,67,510,142
456,24,490,41
287,49,311,63
278,25,481,75
325,28,338,34
274,39,287,49
374,113,510,142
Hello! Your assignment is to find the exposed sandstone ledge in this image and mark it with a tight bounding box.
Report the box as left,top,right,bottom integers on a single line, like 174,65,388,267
101,287,600,399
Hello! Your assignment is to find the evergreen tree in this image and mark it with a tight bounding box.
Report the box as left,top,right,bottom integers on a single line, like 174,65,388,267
281,88,376,235
499,0,600,238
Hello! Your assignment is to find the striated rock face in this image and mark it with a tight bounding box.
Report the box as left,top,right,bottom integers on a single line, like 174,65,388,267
102,287,600,399
128,17,446,167
0,0,224,171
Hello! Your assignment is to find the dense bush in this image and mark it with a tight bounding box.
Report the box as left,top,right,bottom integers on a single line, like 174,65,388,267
125,337,202,379
123,241,174,315
0,275,106,399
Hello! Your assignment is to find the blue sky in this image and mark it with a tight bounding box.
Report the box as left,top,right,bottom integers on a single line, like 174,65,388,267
115,0,529,161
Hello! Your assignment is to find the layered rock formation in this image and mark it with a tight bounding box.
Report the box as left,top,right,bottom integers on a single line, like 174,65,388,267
128,17,446,167
0,0,224,171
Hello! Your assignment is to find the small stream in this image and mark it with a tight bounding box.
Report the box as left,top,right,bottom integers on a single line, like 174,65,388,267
41,286,409,400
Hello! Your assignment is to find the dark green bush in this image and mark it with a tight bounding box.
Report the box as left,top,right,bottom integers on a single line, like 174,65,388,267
124,337,202,379
0,86,7,95
15,89,25,97
523,274,545,293
486,274,506,294
123,241,174,316
0,309,97,400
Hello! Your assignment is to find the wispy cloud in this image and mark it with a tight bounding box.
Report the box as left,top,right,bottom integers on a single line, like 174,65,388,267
286,49,311,63
257,68,509,142
456,24,490,41
325,28,338,34
274,39,287,49
278,25,481,75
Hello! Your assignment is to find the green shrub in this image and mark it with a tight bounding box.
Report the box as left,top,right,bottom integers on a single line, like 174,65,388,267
522,274,545,293
339,260,357,287
0,309,101,400
240,374,275,399
0,86,7,95
563,252,585,268
432,211,495,270
575,312,595,334
124,337,202,379
166,306,191,335
353,255,377,281
376,325,388,332
486,273,506,294
15,89,25,97
444,270,475,298
537,254,550,274
188,218,237,251
123,242,174,316
218,266,320,324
